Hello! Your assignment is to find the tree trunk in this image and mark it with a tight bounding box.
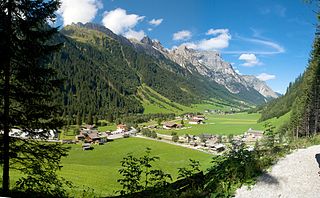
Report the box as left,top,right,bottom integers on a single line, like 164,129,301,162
314,76,320,134
2,0,12,194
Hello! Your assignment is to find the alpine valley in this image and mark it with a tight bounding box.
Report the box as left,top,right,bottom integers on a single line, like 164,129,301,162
51,23,278,117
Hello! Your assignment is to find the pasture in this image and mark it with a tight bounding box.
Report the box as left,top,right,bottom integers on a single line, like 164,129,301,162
156,112,289,136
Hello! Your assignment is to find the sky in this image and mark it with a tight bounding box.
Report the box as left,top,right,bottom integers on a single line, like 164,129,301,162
55,0,318,94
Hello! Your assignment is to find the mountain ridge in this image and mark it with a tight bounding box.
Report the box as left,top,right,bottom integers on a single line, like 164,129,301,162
52,23,278,117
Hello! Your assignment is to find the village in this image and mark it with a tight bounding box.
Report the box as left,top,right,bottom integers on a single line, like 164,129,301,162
69,113,265,153
1,112,265,153
0,110,265,153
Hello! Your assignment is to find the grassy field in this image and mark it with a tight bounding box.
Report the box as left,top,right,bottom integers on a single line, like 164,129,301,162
1,137,212,197
60,138,213,196
138,85,235,114
156,112,290,136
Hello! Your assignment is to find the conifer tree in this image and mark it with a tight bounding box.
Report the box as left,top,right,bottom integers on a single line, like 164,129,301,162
289,24,320,137
0,0,68,195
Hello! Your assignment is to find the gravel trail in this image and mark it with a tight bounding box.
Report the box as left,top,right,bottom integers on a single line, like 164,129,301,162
235,145,320,198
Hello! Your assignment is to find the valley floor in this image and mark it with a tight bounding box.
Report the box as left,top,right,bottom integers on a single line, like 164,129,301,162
235,145,320,198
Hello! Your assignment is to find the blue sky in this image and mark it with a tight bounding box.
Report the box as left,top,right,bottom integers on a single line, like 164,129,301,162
56,0,318,94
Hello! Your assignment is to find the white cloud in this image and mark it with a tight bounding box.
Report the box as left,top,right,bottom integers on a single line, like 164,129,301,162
223,36,285,55
148,28,153,31
58,0,102,26
197,33,231,50
173,30,192,41
102,8,145,34
180,28,231,50
149,18,163,26
123,29,146,41
206,28,229,35
239,53,261,67
256,73,276,81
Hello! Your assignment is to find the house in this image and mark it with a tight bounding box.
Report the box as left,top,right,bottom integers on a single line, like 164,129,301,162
245,128,264,142
189,119,204,125
117,124,128,132
75,134,85,141
215,144,226,152
193,115,206,120
163,122,177,129
85,132,100,143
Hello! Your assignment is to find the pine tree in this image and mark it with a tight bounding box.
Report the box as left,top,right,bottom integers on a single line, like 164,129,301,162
87,111,93,125
0,0,68,195
289,29,320,137
76,111,82,126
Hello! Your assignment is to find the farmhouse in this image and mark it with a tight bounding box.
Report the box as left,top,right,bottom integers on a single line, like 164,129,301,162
163,122,180,129
189,118,204,124
244,128,264,142
75,127,109,143
193,115,206,120
117,124,128,132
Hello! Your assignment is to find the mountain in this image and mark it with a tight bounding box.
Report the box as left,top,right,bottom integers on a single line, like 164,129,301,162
130,37,277,101
242,75,279,99
50,23,278,118
258,75,303,122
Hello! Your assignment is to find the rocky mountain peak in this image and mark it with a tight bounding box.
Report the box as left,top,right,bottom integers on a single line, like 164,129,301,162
166,45,278,99
141,36,153,45
242,75,278,98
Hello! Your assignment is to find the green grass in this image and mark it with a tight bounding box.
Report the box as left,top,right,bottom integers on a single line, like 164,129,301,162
138,85,234,115
156,112,290,136
62,138,212,196
1,138,212,197
97,125,116,132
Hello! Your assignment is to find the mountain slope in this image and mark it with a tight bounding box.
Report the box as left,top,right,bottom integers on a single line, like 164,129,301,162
242,75,278,98
52,23,249,117
259,75,303,122
131,38,277,102
50,23,278,118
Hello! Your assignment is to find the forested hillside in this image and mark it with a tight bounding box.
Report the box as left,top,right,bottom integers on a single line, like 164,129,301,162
259,33,320,137
259,75,303,122
50,24,264,119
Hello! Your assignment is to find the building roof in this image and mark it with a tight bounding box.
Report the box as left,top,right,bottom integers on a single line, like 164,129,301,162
247,128,264,134
163,122,177,127
189,119,203,122
88,132,100,139
117,124,127,128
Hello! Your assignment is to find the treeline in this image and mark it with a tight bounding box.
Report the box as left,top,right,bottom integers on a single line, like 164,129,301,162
289,35,320,137
257,75,303,122
258,26,320,137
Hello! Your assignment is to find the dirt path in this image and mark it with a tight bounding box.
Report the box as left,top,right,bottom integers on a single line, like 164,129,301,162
235,145,320,198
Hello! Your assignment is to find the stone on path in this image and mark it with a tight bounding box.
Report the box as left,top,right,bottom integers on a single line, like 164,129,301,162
235,145,320,198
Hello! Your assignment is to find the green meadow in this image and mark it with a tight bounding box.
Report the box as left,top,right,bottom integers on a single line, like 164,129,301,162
60,138,212,196
156,112,290,136
1,137,212,197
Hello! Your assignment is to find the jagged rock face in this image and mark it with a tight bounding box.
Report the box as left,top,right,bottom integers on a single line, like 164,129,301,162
166,45,278,98
242,75,279,98
167,45,247,94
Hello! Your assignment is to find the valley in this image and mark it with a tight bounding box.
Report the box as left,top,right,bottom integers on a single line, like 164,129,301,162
1,1,319,197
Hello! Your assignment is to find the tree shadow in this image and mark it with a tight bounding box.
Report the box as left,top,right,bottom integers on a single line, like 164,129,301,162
258,173,279,185
315,153,320,168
